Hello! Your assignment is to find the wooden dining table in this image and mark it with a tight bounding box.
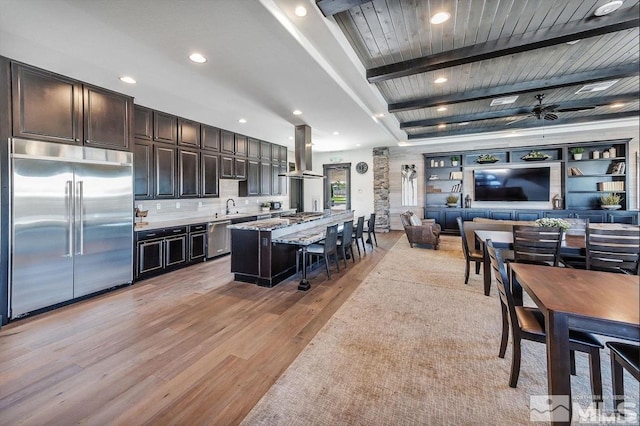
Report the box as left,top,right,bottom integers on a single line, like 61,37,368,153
474,229,584,296
508,263,640,424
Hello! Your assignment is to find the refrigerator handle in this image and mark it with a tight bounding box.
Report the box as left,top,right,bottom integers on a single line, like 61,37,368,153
76,181,84,255
66,180,73,257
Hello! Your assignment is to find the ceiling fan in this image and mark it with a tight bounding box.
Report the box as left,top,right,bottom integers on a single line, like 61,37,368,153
506,94,597,125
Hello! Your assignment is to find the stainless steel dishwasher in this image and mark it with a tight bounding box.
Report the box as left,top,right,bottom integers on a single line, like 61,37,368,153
207,220,231,258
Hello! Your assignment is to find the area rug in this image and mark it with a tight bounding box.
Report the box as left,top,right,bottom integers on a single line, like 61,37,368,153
241,235,638,425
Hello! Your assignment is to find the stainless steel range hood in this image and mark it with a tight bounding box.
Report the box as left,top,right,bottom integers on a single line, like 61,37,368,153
279,124,324,179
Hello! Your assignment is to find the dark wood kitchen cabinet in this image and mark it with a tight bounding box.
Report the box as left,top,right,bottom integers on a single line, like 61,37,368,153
260,141,271,162
221,130,235,154
248,137,260,159
235,134,248,157
134,105,153,140
11,62,132,150
178,147,199,197
201,152,219,197
178,118,200,147
272,163,286,195
201,124,220,152
136,226,187,280
153,111,177,144
260,161,272,195
188,224,207,263
134,139,154,199
239,159,260,196
154,145,177,198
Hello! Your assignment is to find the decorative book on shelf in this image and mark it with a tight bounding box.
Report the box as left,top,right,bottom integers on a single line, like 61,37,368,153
609,162,626,175
450,183,462,192
568,167,583,176
449,171,463,179
597,181,624,191
426,185,441,193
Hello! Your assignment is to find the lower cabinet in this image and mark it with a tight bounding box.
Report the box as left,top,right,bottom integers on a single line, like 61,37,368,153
189,224,207,262
136,226,188,280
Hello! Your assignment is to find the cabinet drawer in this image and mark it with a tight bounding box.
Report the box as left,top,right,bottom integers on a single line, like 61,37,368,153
190,224,207,232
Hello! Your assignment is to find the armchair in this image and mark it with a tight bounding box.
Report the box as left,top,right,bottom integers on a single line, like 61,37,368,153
400,211,441,249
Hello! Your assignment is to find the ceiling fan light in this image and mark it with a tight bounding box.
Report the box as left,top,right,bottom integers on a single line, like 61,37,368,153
430,12,450,25
594,1,623,16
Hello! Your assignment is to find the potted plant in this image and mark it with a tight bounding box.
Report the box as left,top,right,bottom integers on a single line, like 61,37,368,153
450,156,459,166
535,217,571,232
521,150,549,161
570,146,584,160
261,202,271,212
476,154,499,164
446,194,459,207
600,193,622,210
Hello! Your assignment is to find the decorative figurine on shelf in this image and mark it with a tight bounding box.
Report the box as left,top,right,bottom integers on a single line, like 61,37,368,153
552,194,562,210
464,194,472,208
608,146,617,157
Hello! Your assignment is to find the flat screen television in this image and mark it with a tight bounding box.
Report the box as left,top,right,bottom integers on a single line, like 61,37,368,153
474,167,550,202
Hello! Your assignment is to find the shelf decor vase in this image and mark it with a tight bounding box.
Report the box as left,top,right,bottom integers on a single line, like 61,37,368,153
446,203,458,208
601,205,621,210
573,153,583,160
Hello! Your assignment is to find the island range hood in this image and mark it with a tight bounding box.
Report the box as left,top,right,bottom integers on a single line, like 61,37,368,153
279,124,324,179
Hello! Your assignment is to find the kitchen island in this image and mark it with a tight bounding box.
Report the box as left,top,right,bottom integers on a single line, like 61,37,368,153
229,211,353,288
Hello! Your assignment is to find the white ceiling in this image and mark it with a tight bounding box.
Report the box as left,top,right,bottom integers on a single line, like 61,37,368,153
0,0,637,152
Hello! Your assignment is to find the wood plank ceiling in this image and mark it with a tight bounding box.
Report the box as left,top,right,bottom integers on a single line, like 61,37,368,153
316,0,640,140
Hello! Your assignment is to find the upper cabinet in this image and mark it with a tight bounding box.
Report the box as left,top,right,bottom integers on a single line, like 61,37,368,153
201,124,220,152
178,118,200,147
235,134,248,157
11,62,132,150
134,105,153,140
153,111,177,144
221,130,235,154
247,137,260,159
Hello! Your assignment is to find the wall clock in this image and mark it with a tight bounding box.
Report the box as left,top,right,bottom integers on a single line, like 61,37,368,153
356,161,368,174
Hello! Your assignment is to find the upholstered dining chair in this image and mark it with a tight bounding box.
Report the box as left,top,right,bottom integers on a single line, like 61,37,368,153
512,225,563,266
337,220,355,267
585,225,640,275
456,216,483,284
486,240,603,400
364,213,378,247
306,224,340,279
605,341,640,414
352,216,366,258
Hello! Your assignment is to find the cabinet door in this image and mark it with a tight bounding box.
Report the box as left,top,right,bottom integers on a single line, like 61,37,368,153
248,137,260,159
575,211,606,223
134,139,153,199
279,145,288,164
279,164,287,194
165,235,187,267
134,105,152,140
260,141,271,162
201,152,219,197
153,111,177,144
260,161,272,195
138,239,164,277
271,163,280,195
12,62,82,144
155,145,177,198
178,118,201,147
234,157,247,179
235,134,248,157
83,85,131,150
201,124,220,152
245,159,260,195
178,148,199,197
189,232,207,262
221,130,235,154
220,155,235,178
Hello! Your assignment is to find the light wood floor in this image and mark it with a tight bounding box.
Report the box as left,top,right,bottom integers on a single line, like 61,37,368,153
0,231,401,425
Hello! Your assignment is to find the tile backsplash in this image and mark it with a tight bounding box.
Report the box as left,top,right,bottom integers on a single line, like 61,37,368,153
135,179,290,222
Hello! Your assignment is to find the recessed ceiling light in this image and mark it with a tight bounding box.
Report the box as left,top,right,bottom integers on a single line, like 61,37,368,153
610,103,625,108
438,124,446,129
434,77,448,84
294,6,307,17
375,113,385,118
189,53,207,63
458,122,469,126
238,118,247,124
292,110,302,115
575,80,618,94
288,136,294,140
594,1,623,16
430,12,451,24
437,106,447,112
119,76,136,84
566,39,581,45
490,95,519,106
356,144,361,147
333,131,340,135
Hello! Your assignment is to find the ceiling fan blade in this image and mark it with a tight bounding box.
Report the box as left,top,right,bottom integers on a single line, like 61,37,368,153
540,104,559,112
543,113,559,120
556,106,597,112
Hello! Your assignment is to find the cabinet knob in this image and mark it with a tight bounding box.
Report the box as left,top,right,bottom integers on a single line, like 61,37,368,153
75,138,80,142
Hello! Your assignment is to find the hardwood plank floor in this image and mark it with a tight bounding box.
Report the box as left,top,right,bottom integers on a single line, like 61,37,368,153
0,231,402,425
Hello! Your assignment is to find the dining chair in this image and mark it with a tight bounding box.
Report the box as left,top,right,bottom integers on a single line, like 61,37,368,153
364,213,378,247
352,216,366,258
306,224,341,279
585,225,640,275
605,341,640,414
456,216,483,284
512,225,563,266
337,219,355,267
486,240,604,400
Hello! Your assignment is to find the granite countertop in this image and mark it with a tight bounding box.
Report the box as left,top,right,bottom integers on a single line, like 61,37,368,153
134,209,296,231
228,212,326,231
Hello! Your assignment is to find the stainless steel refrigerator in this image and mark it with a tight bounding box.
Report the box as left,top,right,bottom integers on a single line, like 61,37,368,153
10,138,133,318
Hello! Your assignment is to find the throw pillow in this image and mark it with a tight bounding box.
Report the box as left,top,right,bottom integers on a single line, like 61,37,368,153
409,214,422,226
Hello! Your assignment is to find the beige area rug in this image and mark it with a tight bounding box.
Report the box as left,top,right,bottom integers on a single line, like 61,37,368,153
242,235,639,425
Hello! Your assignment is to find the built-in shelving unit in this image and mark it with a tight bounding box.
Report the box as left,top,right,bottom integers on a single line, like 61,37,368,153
425,155,463,208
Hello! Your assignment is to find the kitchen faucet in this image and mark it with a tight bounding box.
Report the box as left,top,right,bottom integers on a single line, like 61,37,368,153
226,198,236,215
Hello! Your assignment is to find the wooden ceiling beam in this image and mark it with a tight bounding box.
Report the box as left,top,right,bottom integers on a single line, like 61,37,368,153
407,111,639,140
315,0,371,17
389,64,640,113
400,93,640,129
367,5,640,83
